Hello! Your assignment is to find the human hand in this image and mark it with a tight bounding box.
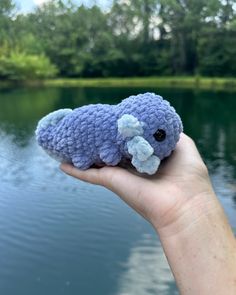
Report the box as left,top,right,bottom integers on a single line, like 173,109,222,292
60,133,216,236
60,133,236,295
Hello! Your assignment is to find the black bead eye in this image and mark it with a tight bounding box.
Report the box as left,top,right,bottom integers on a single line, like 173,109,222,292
154,129,166,142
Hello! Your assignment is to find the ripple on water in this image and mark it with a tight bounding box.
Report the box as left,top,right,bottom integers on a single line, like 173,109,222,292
1,88,236,295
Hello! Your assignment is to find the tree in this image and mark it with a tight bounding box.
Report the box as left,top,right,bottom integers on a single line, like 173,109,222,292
0,0,236,79
159,0,222,74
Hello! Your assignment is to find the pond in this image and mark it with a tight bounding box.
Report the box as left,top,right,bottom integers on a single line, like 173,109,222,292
0,86,236,295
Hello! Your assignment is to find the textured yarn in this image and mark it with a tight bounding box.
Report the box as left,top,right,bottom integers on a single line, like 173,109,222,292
35,93,183,175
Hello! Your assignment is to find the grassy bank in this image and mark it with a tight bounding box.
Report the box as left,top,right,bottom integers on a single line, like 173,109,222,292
1,77,236,91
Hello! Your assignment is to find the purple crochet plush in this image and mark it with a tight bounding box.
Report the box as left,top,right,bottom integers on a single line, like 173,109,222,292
35,93,183,175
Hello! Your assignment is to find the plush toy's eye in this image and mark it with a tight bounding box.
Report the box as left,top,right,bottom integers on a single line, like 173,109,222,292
154,129,166,142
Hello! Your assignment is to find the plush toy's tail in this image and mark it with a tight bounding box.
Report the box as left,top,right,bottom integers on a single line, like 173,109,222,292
35,109,73,162
35,109,72,139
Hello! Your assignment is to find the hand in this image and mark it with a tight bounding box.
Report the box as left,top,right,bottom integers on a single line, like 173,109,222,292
60,133,216,236
60,133,236,295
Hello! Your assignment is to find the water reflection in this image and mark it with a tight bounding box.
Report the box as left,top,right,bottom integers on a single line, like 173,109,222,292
117,234,178,295
0,86,235,295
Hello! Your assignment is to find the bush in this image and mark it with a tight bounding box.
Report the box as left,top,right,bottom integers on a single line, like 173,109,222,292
0,52,58,80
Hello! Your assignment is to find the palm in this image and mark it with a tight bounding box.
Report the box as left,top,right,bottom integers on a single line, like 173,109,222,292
61,133,211,230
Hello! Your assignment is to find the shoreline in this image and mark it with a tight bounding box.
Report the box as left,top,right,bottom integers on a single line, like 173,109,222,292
1,77,236,91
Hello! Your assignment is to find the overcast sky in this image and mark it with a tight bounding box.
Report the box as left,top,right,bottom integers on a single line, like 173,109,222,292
15,0,110,13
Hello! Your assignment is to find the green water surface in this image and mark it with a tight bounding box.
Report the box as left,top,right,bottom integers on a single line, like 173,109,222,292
0,87,235,295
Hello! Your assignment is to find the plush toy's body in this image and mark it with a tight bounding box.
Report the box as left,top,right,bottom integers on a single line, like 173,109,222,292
36,93,183,175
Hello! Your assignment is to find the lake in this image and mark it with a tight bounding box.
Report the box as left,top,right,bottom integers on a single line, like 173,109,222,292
0,86,236,295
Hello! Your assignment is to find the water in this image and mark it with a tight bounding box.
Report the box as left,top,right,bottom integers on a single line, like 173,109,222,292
0,86,235,295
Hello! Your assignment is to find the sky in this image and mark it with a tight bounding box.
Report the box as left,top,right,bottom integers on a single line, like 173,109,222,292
15,0,110,13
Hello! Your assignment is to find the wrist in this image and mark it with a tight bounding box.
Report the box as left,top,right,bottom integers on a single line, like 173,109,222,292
154,190,222,239
155,191,236,295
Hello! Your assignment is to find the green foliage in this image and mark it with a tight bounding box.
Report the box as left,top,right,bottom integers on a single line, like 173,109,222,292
0,52,58,80
0,0,236,80
0,0,15,15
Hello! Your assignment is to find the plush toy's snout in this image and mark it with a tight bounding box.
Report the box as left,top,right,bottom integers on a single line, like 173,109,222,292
118,114,161,175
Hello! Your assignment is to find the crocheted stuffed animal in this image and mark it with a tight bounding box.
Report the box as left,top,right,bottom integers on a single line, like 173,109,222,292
35,93,183,175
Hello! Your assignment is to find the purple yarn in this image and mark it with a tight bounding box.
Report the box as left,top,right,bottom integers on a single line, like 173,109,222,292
36,93,183,174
